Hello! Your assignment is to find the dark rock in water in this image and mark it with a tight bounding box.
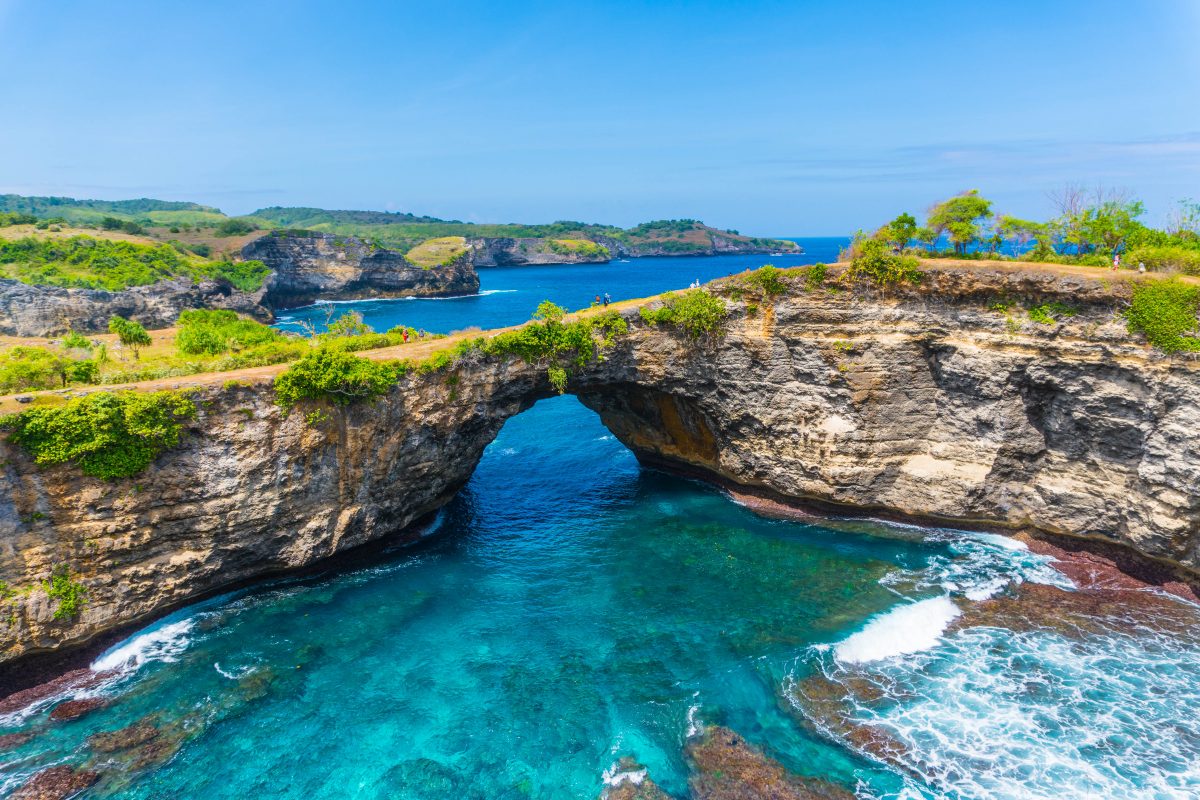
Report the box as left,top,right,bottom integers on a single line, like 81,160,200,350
88,720,160,753
242,230,479,309
87,716,186,773
0,669,112,716
49,697,108,721
600,758,673,800
0,731,34,750
376,758,471,799
686,726,854,800
10,765,99,800
951,581,1199,639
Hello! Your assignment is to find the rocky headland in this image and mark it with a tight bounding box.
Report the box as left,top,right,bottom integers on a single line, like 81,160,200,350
0,262,1198,680
241,230,479,309
0,277,268,337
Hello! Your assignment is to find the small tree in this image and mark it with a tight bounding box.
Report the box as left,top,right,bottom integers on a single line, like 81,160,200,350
324,311,374,338
997,215,1045,257
880,213,918,253
108,315,152,360
926,190,994,255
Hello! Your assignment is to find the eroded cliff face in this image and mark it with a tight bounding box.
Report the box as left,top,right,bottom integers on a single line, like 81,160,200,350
0,278,268,337
243,231,479,309
1,265,1198,674
467,237,610,266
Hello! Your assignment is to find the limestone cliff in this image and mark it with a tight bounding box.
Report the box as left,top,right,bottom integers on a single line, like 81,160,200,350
468,237,610,265
0,277,268,337
1,264,1198,676
243,231,480,308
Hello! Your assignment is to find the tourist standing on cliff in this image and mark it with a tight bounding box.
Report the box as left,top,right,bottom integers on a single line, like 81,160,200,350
603,293,611,307
1112,253,1121,271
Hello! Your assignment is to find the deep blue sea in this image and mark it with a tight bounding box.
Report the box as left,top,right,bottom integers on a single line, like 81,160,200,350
3,238,1199,799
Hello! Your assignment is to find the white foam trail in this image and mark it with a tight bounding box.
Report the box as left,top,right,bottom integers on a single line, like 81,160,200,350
91,619,196,673
835,597,960,664
601,762,647,787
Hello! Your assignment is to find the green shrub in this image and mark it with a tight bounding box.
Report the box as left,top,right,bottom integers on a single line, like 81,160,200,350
1,390,197,479
1127,245,1200,275
742,264,787,297
803,263,828,290
215,218,258,237
203,259,271,292
639,289,727,338
175,309,282,357
45,565,87,620
846,237,923,285
478,303,628,392
1125,277,1200,352
274,349,406,410
1027,301,1077,325
61,331,92,350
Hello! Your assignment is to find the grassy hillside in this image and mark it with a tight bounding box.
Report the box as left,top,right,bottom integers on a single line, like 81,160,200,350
0,194,797,260
0,225,269,292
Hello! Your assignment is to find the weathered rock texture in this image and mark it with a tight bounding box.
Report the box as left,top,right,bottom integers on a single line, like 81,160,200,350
468,237,611,266
0,277,268,337
243,231,479,309
1,265,1198,675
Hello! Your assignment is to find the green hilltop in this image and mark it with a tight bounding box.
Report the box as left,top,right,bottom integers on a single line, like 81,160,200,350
0,194,797,257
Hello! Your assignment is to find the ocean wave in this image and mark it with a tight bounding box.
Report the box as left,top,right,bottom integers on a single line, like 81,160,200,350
91,618,197,673
834,596,961,664
823,624,1200,799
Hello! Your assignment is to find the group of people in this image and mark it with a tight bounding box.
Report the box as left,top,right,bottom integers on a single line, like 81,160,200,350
593,293,612,307
1111,254,1147,273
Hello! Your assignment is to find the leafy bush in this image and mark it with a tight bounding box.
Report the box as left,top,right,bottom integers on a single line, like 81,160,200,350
741,265,787,297
61,331,92,350
639,289,727,338
45,565,87,620
846,237,923,285
203,259,271,291
1027,302,1077,325
215,218,258,237
176,309,281,356
1,390,196,479
804,263,828,290
1127,245,1200,275
274,349,406,410
478,303,628,392
1125,277,1200,352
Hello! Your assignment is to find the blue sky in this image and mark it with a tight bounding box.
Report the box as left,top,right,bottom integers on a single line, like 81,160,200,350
1,0,1197,234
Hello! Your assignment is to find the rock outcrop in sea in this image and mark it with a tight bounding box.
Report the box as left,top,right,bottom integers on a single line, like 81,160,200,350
1,263,1198,675
243,230,479,309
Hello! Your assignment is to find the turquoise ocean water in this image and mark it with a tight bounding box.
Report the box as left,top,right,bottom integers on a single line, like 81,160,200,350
2,239,1199,799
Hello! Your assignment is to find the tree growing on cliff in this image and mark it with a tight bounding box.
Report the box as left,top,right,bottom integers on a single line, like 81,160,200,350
996,215,1045,257
879,213,918,253
926,191,994,254
108,315,152,360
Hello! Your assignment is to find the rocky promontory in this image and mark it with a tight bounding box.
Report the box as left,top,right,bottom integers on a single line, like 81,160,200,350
0,277,268,337
243,230,479,309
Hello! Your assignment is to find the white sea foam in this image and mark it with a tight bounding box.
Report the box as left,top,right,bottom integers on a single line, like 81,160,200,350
91,618,196,673
826,623,1200,799
834,596,960,664
601,762,647,787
